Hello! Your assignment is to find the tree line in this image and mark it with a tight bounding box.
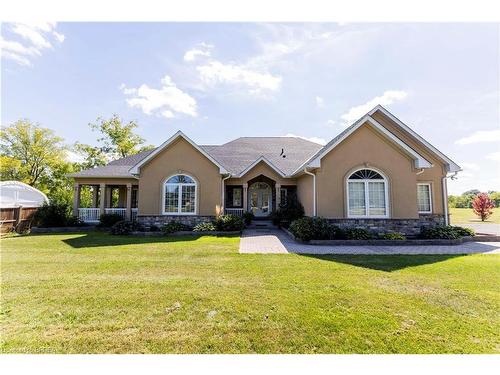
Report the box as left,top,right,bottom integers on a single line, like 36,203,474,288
448,190,500,208
0,115,153,207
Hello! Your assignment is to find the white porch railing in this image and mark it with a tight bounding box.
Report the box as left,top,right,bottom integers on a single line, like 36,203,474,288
78,208,100,223
131,208,138,221
224,208,245,217
105,208,126,218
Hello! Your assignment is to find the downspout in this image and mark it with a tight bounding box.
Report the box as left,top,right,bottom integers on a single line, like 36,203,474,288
303,167,316,217
442,171,458,225
221,173,232,216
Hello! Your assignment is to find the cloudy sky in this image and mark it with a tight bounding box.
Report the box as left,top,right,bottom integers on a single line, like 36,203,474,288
1,22,499,194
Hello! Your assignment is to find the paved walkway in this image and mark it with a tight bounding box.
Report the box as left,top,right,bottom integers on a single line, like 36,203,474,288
239,229,500,255
459,223,500,235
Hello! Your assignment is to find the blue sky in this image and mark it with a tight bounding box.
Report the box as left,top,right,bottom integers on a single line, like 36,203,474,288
1,22,499,194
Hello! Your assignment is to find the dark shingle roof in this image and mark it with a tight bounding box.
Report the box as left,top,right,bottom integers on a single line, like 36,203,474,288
70,137,324,178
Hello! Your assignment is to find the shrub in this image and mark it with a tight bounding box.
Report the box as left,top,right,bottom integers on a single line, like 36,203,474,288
66,216,85,227
472,193,495,221
110,220,144,235
98,213,123,228
193,222,217,232
162,221,191,234
215,214,245,232
34,201,72,227
344,228,373,240
419,225,474,239
149,224,160,232
273,193,304,227
289,217,340,241
242,211,254,226
379,232,406,240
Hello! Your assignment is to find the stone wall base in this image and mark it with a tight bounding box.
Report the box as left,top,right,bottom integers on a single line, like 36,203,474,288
137,215,215,229
326,214,445,236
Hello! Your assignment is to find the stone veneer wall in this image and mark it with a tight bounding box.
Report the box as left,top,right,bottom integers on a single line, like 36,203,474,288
327,214,445,237
138,215,216,229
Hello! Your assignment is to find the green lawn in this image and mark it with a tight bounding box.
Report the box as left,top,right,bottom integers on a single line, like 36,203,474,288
450,207,500,224
1,232,499,354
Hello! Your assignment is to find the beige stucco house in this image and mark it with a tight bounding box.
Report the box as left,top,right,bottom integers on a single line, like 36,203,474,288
70,105,461,234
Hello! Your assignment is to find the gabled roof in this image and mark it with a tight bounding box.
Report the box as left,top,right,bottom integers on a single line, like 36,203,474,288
129,131,228,175
234,156,286,178
369,105,461,172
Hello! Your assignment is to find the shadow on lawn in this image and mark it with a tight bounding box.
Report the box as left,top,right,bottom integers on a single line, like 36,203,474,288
60,232,238,249
299,254,465,272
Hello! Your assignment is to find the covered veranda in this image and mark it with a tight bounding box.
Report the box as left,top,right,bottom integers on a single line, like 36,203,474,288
72,179,138,223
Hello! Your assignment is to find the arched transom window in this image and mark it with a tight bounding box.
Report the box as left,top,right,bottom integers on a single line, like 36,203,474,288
347,168,389,218
163,174,197,215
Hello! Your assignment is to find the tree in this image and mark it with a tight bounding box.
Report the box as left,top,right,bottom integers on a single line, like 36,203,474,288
0,119,66,186
472,193,495,222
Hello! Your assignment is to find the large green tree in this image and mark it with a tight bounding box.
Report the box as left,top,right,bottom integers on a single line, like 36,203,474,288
0,119,66,186
74,115,153,168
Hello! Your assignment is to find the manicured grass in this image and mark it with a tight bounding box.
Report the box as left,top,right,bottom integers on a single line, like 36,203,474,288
450,207,500,224
1,232,499,354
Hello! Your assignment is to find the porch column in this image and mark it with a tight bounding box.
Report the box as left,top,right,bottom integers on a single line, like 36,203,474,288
99,183,106,215
243,183,248,211
91,185,99,207
125,183,132,220
72,183,81,217
118,186,127,208
275,183,281,209
106,186,113,208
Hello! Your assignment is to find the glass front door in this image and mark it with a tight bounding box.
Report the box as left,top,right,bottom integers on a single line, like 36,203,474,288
248,182,272,217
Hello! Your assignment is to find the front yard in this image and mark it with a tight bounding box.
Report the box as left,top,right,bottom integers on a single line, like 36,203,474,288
1,232,499,353
450,207,500,224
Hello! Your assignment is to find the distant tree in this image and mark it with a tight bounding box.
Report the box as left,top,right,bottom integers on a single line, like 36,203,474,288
463,189,481,196
74,114,154,166
489,191,500,207
0,119,66,186
472,193,495,221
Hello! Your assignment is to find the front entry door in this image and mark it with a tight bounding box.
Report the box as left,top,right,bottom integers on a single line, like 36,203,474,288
249,182,272,217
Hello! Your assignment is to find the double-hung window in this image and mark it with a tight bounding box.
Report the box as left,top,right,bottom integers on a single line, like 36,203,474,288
417,183,432,213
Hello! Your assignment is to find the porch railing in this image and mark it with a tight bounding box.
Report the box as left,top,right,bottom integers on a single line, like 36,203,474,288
105,208,126,218
224,208,245,217
131,208,138,221
78,208,100,223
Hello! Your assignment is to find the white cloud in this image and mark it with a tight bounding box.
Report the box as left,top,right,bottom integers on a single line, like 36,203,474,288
460,162,480,171
196,60,282,96
121,75,198,119
340,90,408,126
184,43,212,62
326,120,336,127
1,22,65,66
284,133,327,145
316,96,324,108
455,129,500,145
486,152,500,162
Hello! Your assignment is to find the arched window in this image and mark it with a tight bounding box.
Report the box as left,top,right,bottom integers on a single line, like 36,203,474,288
163,174,197,215
347,168,388,218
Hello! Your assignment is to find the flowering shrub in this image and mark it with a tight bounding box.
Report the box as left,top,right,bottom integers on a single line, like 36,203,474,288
472,193,495,221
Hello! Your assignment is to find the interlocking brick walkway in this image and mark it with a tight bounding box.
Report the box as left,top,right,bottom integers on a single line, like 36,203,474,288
239,229,500,255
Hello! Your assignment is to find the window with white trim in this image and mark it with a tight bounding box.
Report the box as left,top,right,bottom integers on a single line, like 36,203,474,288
232,187,242,207
163,174,196,214
417,183,432,213
347,169,388,217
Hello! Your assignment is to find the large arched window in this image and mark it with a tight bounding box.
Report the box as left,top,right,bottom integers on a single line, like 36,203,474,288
163,174,197,215
347,168,389,218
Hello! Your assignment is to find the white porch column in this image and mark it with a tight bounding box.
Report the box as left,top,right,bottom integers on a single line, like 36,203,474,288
72,183,81,217
243,183,248,211
91,185,99,207
125,183,132,220
106,186,113,208
99,183,106,215
275,183,281,209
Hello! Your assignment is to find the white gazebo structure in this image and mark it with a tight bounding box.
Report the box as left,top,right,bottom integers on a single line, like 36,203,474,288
0,181,49,208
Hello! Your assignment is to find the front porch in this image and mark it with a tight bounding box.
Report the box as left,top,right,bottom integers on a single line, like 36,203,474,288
73,182,138,223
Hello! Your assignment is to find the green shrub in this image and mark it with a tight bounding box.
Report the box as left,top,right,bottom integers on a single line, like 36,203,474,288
98,213,123,228
419,225,474,239
379,232,406,240
149,224,160,232
215,214,245,232
272,194,304,227
193,222,216,232
242,212,254,226
162,221,191,234
110,220,144,235
452,226,475,237
344,228,373,240
289,217,340,241
33,201,77,227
